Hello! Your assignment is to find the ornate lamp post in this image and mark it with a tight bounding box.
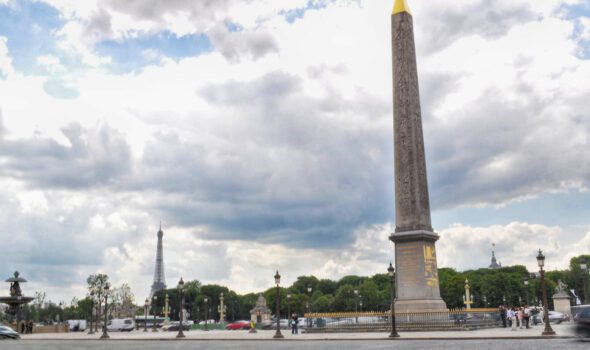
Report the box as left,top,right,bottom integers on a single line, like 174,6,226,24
144,299,149,332
100,283,110,340
152,295,158,332
537,250,556,336
176,277,186,338
463,280,473,310
387,262,399,338
218,292,227,325
286,293,291,328
306,286,312,328
580,257,588,305
524,279,530,305
204,297,209,331
359,299,363,312
273,270,284,339
354,289,359,312
483,295,488,307
88,291,95,335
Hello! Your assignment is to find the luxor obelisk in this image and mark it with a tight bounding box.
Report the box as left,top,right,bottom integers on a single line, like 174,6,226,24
390,0,447,312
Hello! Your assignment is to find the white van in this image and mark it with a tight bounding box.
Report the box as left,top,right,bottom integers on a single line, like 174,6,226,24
107,318,135,332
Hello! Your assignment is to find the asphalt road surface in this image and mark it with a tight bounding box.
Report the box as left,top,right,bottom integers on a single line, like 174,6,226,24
0,339,588,350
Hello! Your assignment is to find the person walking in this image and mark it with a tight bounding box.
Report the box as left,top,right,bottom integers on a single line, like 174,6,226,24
523,305,530,329
517,307,524,329
291,314,299,334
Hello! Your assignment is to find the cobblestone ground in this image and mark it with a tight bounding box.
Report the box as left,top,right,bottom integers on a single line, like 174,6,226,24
0,339,588,350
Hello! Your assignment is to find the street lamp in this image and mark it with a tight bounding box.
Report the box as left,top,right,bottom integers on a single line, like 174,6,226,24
204,297,209,331
354,289,359,312
307,286,312,328
387,262,399,338
483,295,488,307
287,293,291,328
152,295,158,332
524,279,530,305
273,270,284,339
537,249,556,336
144,299,149,332
100,283,110,340
463,280,473,310
88,291,95,335
580,257,588,305
176,277,186,338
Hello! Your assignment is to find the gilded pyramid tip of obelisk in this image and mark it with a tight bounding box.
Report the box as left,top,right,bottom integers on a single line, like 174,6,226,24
393,0,411,15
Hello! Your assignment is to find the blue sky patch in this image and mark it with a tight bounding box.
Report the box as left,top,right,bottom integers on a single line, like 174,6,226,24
95,31,213,74
281,0,333,23
43,78,79,99
0,0,65,74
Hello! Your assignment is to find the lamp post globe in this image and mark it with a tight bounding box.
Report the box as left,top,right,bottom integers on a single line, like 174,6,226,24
537,250,555,336
273,270,284,339
388,262,400,338
100,283,110,339
176,277,186,338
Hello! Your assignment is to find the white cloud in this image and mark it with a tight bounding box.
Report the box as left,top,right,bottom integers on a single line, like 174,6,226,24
0,36,14,76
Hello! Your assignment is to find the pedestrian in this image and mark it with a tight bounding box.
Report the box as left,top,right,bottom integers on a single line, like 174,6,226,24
523,305,530,329
500,306,507,328
509,307,517,331
292,314,299,334
517,307,524,329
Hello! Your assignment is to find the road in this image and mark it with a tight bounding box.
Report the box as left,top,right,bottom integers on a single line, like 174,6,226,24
0,339,588,350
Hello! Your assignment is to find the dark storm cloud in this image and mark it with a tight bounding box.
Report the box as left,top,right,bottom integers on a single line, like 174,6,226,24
129,71,395,248
0,122,132,189
416,0,535,54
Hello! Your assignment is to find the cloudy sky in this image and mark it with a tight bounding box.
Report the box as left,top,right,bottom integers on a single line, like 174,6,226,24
0,0,589,304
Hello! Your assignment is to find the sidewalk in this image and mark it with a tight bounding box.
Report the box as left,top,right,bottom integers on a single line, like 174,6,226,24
21,323,577,341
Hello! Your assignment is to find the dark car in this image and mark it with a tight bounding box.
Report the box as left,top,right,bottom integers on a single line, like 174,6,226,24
575,308,590,339
0,326,20,340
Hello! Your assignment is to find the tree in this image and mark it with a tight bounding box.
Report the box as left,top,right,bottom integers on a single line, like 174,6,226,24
86,274,109,331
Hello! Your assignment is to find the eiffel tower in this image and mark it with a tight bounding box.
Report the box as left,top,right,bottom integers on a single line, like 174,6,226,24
150,223,167,297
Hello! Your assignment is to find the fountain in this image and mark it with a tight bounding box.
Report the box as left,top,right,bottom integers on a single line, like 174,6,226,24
0,271,34,332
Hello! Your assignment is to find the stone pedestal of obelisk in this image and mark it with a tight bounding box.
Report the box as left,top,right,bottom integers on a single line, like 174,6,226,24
389,0,447,312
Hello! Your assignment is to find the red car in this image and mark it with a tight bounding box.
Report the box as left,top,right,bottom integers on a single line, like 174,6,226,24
225,321,251,330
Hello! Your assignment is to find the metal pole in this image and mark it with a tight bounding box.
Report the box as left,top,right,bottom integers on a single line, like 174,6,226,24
144,301,148,332
88,297,94,335
152,295,158,332
388,263,399,338
584,267,589,305
540,269,555,336
100,290,109,339
177,286,185,338
273,284,283,338
204,298,209,331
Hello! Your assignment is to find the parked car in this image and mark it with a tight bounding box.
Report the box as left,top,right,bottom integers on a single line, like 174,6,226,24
225,320,251,330
532,311,566,325
162,321,192,332
107,318,136,332
0,326,20,340
262,319,290,330
67,320,87,332
198,319,216,325
575,307,590,339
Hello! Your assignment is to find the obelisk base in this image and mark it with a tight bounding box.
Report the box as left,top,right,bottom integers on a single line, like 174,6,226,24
390,230,447,312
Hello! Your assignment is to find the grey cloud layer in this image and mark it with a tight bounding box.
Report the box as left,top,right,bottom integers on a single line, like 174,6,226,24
0,122,132,189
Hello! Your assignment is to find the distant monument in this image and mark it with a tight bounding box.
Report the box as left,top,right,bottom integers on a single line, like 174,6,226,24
552,280,571,315
489,243,502,269
150,223,167,297
389,0,447,312
249,295,271,324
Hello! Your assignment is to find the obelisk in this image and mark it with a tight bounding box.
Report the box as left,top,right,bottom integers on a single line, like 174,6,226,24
389,0,447,312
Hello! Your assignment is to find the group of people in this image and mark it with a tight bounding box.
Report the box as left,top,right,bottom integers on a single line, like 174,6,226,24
19,320,34,334
499,305,539,330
